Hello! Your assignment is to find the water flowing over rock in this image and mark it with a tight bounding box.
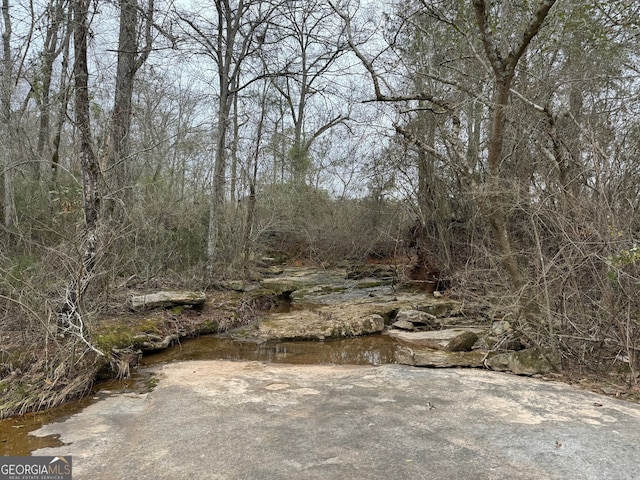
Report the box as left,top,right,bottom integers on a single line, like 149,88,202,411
242,266,556,375
248,266,467,342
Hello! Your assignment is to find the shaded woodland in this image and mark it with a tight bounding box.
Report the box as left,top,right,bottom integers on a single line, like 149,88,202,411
1,0,640,413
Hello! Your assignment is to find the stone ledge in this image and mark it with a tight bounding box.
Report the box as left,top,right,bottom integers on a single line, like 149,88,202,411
130,291,206,310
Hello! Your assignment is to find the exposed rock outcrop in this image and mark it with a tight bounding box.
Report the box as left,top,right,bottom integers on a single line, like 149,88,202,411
387,328,485,349
249,310,385,341
391,319,416,331
446,331,479,352
245,266,558,376
396,346,486,368
346,265,398,280
485,348,561,375
130,291,205,311
394,309,437,328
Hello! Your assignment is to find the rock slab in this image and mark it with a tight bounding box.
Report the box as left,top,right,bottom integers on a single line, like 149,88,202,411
387,327,486,348
130,291,205,310
32,361,640,480
486,348,562,375
397,346,486,368
446,331,479,352
254,310,385,341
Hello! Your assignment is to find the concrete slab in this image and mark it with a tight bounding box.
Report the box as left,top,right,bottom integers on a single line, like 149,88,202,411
32,361,640,480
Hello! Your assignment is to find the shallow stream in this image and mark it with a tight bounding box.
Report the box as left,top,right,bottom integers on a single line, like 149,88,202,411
1,332,402,456
142,334,401,366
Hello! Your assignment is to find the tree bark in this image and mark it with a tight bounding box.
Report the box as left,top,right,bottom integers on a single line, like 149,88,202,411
484,82,523,289
472,0,557,290
1,0,16,228
35,0,67,182
74,0,99,233
205,0,234,273
108,0,153,210
50,11,72,187
58,0,103,356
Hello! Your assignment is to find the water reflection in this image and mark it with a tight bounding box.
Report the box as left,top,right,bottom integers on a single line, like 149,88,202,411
141,334,401,367
0,396,96,456
2,334,400,456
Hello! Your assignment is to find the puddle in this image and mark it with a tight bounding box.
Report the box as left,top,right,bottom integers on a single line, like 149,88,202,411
140,334,402,367
2,333,401,455
0,395,97,456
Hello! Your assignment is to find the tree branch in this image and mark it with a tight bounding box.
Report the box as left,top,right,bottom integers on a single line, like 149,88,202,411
508,0,557,71
305,114,349,152
329,0,449,111
472,0,506,79
394,124,447,164
473,0,557,79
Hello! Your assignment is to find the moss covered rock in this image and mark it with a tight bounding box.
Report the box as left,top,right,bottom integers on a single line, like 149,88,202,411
486,348,561,375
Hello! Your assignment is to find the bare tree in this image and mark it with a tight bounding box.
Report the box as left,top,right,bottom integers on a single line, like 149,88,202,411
33,0,70,183
241,82,269,268
106,0,155,210
267,0,350,185
177,0,274,274
58,0,102,355
471,0,557,291
1,0,15,228
49,7,73,187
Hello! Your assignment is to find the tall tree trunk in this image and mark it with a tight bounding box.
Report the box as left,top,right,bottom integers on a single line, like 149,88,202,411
205,0,239,274
291,77,307,185
58,0,102,355
229,88,239,204
484,82,524,289
74,0,99,233
36,0,67,182
50,11,72,188
1,0,16,228
472,0,557,291
206,92,230,273
108,0,153,212
109,0,137,193
243,85,268,269
179,0,269,274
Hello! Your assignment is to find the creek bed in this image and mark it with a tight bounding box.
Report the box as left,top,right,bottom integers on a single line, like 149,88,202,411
141,333,402,366
1,333,402,456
